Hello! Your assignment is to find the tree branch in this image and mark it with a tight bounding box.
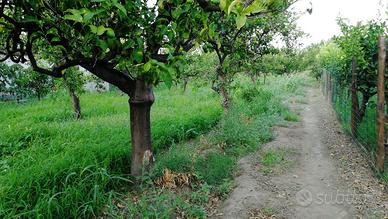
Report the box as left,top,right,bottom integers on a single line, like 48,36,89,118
81,62,135,95
195,0,220,12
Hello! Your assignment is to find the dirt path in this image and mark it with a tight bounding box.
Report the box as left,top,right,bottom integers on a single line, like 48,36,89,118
213,86,387,219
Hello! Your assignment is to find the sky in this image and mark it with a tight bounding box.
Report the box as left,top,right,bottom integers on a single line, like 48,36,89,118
294,0,388,46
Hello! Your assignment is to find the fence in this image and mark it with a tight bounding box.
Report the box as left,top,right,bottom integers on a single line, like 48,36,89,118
321,36,387,174
0,92,27,102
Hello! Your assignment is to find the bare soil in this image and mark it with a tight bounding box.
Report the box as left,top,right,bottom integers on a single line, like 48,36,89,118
212,86,388,219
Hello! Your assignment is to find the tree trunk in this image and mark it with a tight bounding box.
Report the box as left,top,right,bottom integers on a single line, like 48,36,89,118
69,89,81,119
129,79,155,176
250,73,257,84
217,67,229,109
182,78,188,93
357,93,370,126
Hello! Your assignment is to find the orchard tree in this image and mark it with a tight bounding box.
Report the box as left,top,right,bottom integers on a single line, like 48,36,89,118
0,63,15,94
202,7,300,109
0,0,294,176
56,67,85,119
0,63,51,100
0,63,28,100
334,19,386,128
179,51,218,92
23,68,52,100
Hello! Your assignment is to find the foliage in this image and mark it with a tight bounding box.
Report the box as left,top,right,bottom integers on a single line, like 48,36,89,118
111,73,310,218
0,0,291,91
56,67,86,94
179,52,218,89
256,50,303,75
313,42,345,80
240,12,305,81
0,63,52,100
335,19,386,89
313,19,387,126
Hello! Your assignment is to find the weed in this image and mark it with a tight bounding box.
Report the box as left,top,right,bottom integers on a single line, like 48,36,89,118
195,152,235,186
260,148,297,174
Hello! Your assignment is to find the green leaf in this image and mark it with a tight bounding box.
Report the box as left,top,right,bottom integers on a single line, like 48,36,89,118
133,50,143,63
106,28,115,37
114,3,127,15
220,0,229,12
83,11,95,23
51,37,61,42
243,0,266,15
96,26,107,35
64,9,83,23
183,31,190,39
97,39,109,52
158,0,165,9
143,62,152,72
236,15,247,29
89,25,98,33
159,68,174,88
227,0,240,15
63,14,83,23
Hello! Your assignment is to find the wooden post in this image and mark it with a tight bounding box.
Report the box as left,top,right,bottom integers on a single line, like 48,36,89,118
325,71,329,100
376,36,386,172
351,58,358,137
329,73,333,103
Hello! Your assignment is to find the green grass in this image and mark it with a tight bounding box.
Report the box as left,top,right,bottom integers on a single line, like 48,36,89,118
107,73,310,218
0,86,222,218
259,148,298,175
261,149,285,167
0,73,310,218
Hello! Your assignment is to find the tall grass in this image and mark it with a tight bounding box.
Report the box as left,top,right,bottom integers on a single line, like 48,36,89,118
0,86,222,218
115,74,311,218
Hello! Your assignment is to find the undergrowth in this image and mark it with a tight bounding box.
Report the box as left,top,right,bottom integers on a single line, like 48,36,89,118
0,74,310,218
0,86,221,218
106,73,311,218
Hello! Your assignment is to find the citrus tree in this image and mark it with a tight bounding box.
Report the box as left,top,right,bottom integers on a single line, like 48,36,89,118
0,0,295,175
334,19,386,126
0,63,52,100
200,6,300,109
55,67,85,119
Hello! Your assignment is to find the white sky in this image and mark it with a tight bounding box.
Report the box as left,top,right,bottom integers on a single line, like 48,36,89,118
294,0,388,46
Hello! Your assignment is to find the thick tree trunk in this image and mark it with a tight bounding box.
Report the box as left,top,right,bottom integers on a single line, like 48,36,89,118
69,89,81,119
217,67,229,109
129,79,155,176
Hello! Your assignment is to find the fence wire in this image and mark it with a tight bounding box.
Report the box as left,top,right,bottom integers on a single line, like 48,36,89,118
321,71,387,172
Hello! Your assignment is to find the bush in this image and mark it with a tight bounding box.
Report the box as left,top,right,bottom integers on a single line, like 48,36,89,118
240,86,259,102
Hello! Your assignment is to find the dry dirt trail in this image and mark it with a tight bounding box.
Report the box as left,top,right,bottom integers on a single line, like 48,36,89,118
213,86,387,219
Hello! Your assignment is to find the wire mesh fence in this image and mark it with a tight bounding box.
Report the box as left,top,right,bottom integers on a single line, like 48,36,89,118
321,36,387,174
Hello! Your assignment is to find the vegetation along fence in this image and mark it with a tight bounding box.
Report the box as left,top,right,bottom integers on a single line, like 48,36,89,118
321,36,387,174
